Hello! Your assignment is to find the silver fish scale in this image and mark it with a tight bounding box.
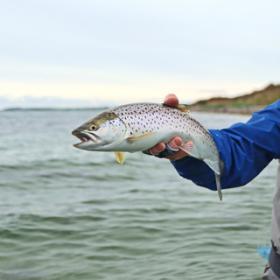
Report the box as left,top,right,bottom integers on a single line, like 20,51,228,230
113,103,217,155
113,103,188,134
187,116,218,156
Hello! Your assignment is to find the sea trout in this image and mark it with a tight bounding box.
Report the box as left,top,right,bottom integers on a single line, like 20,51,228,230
72,103,223,200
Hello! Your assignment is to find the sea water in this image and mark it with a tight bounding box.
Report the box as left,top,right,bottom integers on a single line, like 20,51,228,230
0,109,276,280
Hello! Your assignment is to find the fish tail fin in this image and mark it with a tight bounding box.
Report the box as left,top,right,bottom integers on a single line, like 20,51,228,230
215,173,223,201
204,159,223,201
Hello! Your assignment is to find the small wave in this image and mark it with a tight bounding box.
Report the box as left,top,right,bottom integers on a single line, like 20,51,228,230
82,199,109,205
0,159,108,172
16,214,106,224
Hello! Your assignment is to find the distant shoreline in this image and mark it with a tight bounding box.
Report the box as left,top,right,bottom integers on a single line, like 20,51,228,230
1,106,260,116
1,105,265,115
190,105,263,115
189,83,280,115
2,82,279,115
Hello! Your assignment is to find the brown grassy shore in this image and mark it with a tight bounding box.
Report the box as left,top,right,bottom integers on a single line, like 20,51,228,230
189,84,280,115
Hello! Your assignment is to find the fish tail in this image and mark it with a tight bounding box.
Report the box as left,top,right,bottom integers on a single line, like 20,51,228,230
215,173,223,201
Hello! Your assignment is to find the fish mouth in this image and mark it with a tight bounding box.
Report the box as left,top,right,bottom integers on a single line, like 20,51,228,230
72,130,100,147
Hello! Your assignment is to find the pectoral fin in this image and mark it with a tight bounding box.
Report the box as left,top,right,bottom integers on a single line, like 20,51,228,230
126,132,155,143
178,141,194,156
114,152,126,164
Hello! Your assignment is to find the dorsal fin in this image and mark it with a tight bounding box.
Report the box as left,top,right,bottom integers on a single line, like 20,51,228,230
176,104,189,113
163,103,189,113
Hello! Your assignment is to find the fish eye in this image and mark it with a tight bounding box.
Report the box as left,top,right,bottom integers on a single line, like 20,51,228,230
89,124,97,130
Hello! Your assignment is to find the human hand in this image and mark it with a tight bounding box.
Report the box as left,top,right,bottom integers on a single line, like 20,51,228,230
146,94,189,161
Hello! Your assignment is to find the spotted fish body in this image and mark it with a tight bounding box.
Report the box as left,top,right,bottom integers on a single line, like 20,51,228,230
72,103,223,200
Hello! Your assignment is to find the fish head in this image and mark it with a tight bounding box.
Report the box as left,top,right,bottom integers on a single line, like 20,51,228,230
72,111,127,151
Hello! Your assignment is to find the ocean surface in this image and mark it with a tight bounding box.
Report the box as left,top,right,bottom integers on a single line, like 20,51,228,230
0,109,276,280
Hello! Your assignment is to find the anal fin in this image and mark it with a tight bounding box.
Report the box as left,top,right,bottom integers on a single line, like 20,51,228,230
204,158,221,175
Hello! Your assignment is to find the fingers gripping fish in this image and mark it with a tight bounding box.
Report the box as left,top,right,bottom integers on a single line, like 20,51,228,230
72,103,223,200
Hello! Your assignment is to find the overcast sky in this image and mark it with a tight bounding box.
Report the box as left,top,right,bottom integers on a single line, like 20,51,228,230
0,0,279,107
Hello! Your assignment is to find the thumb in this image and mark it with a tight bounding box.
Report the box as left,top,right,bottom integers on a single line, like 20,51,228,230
164,93,179,107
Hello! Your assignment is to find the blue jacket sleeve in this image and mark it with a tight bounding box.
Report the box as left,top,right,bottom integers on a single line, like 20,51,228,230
171,100,280,190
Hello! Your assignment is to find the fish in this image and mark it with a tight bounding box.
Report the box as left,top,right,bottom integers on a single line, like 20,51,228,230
72,103,223,200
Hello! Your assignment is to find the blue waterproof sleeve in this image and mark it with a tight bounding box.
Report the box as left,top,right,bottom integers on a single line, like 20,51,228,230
171,100,280,190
